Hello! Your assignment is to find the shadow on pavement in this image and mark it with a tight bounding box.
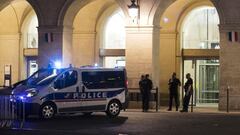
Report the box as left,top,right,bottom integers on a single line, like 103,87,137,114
22,113,128,131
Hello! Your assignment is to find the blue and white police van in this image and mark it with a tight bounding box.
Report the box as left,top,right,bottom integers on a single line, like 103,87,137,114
11,66,128,119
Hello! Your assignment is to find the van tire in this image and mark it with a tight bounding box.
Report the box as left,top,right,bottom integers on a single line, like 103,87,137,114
106,100,121,118
40,103,56,119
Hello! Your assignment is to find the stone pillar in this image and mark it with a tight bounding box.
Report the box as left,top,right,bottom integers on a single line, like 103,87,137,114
72,31,96,67
126,25,159,88
159,31,178,105
38,26,72,68
219,24,240,111
63,26,73,67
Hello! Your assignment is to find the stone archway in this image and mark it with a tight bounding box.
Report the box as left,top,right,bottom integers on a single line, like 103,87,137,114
158,0,221,106
62,0,126,68
0,0,38,84
0,0,13,11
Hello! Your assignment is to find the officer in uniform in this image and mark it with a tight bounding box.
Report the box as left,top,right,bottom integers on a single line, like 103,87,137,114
168,72,181,111
180,73,193,112
142,74,153,112
139,75,145,112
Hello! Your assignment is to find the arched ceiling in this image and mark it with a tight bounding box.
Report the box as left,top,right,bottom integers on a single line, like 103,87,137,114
63,0,95,28
0,0,34,34
159,0,215,33
26,0,73,27
211,0,240,25
0,0,12,11
73,0,117,32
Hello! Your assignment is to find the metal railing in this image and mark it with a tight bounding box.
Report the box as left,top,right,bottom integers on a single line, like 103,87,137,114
0,86,12,95
128,87,159,112
0,95,25,129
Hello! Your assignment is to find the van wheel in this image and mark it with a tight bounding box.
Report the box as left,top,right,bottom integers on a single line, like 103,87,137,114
40,103,56,119
106,101,121,118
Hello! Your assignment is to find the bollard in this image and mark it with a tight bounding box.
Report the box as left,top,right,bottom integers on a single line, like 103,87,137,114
191,91,193,113
227,86,229,113
156,87,159,112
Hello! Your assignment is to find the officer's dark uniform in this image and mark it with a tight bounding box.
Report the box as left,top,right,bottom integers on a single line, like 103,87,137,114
142,77,153,112
182,77,193,112
168,78,181,111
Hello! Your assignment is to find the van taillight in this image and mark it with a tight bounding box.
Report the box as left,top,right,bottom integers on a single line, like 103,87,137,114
125,80,128,87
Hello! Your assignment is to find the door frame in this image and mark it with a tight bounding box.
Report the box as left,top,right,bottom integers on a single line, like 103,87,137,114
182,57,220,106
182,58,197,106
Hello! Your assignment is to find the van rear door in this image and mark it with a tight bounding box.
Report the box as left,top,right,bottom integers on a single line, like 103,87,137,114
80,71,107,111
81,70,125,111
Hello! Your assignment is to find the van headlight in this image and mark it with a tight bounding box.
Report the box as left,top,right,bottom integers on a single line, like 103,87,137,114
26,88,38,97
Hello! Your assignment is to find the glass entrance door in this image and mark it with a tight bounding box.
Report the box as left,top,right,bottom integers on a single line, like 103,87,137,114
198,60,219,104
183,59,219,106
27,57,38,77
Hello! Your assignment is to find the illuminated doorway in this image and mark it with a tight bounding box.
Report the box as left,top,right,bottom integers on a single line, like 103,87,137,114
103,9,125,68
181,6,220,106
183,59,219,106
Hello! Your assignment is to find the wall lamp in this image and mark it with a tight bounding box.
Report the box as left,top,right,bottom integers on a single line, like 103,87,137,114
128,0,139,19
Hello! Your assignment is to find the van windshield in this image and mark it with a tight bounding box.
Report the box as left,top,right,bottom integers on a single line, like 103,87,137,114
26,68,64,87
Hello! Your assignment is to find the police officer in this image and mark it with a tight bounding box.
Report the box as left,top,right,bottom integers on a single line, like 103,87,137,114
180,73,193,112
168,72,181,111
142,74,153,112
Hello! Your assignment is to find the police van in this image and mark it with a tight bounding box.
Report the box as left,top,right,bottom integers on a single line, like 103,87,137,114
12,66,128,119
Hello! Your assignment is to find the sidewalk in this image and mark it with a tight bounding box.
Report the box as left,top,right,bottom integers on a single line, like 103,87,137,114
125,106,240,114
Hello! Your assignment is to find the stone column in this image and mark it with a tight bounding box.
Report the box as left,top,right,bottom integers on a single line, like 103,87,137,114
72,31,96,67
125,25,160,88
38,26,72,68
63,26,73,67
219,24,240,111
159,31,178,105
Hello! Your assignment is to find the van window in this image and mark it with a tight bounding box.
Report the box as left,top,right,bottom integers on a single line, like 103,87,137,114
55,70,78,89
82,71,125,89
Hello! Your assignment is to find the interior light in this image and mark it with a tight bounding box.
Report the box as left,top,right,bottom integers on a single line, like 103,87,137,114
163,17,169,23
128,0,139,18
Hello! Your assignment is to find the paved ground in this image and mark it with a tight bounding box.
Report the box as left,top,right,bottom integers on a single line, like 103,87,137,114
1,109,240,135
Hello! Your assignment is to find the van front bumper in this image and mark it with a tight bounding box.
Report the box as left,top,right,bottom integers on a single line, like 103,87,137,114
25,103,41,115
